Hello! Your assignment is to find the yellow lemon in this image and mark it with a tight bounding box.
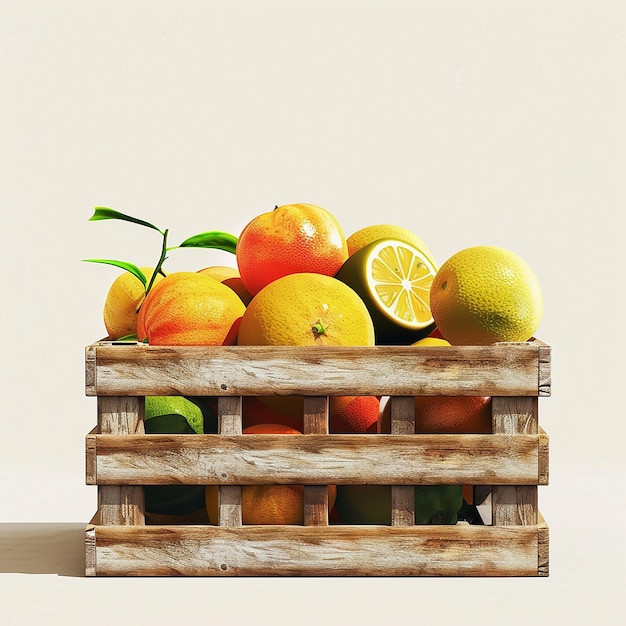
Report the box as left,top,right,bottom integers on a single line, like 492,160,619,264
430,246,543,345
346,224,436,265
103,267,162,340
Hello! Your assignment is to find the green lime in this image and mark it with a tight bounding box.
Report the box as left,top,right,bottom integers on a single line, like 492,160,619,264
334,484,462,525
145,396,204,434
335,238,437,345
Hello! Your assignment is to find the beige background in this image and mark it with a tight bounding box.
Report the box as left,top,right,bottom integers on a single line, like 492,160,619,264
1,1,623,624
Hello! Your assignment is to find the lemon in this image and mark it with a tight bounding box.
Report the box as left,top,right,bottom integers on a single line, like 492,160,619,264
335,238,437,345
430,246,543,345
346,224,436,265
103,267,163,340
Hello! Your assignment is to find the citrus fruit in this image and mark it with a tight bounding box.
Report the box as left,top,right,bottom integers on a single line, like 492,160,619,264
430,246,543,345
136,272,246,345
413,396,492,434
335,238,437,345
143,396,207,518
237,273,375,346
329,395,380,433
242,396,304,431
346,223,436,265
197,265,253,305
144,396,205,434
378,394,492,434
235,203,349,296
102,267,163,340
205,423,337,525
334,485,462,524
252,395,380,433
412,337,451,347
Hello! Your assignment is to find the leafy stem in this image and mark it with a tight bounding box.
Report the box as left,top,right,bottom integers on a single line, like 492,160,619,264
83,206,239,302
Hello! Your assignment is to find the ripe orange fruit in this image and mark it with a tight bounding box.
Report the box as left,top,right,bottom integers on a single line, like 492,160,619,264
236,203,349,296
413,396,492,434
252,395,380,433
205,423,337,525
430,246,543,345
329,395,380,433
197,265,253,306
136,272,246,345
242,396,303,431
237,273,375,346
378,395,492,434
102,267,163,339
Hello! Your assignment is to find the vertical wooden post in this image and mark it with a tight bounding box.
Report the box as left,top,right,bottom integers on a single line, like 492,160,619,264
390,397,415,526
491,396,538,526
97,396,145,525
218,396,243,526
303,396,329,526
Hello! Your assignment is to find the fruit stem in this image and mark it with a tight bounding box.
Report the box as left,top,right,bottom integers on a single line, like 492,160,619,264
144,228,169,301
311,319,327,337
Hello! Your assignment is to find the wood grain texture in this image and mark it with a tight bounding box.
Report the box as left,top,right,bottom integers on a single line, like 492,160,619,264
390,397,416,525
89,524,546,576
303,397,330,526
537,513,550,576
97,396,145,525
217,397,242,527
492,396,538,526
85,524,96,577
86,341,549,397
88,433,544,485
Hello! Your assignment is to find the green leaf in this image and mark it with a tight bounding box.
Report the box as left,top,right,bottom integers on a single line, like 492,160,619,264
82,259,147,285
177,231,238,255
89,207,163,233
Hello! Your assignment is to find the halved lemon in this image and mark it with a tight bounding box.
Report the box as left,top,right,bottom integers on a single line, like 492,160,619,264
335,238,438,345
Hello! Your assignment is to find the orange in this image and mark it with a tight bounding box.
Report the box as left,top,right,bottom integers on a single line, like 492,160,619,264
242,396,303,431
329,395,380,433
197,265,253,306
253,395,380,433
102,267,163,339
205,423,337,525
236,203,349,296
378,395,492,434
237,272,375,346
136,272,246,345
430,245,543,345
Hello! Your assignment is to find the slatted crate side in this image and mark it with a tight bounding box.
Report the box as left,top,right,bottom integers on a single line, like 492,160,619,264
85,522,549,577
84,340,551,577
85,340,551,398
85,431,549,486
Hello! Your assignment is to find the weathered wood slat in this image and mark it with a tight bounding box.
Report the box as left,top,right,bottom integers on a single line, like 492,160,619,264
303,397,330,526
87,524,546,577
97,397,145,526
390,397,416,526
492,397,538,526
86,341,550,397
217,397,242,527
87,433,544,485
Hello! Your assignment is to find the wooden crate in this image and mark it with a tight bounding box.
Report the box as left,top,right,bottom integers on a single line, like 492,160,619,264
84,339,550,576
